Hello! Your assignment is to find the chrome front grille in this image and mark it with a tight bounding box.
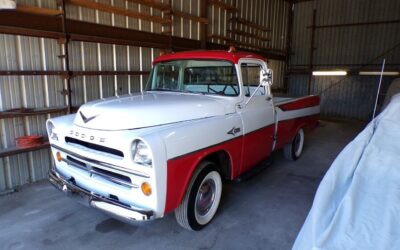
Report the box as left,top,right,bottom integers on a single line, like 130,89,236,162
51,144,150,187
65,137,124,158
62,154,137,189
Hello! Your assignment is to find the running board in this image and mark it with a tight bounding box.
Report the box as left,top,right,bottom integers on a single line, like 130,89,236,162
234,156,274,182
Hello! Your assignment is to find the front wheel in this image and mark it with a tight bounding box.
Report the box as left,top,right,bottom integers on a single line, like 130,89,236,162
283,128,305,161
175,161,222,231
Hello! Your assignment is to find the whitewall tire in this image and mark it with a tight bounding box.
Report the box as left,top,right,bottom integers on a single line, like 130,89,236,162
175,161,222,230
283,128,305,161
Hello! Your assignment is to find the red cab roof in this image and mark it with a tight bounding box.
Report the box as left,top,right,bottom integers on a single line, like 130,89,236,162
152,50,266,64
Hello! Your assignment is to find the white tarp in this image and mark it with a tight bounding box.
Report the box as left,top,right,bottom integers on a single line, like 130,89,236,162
0,0,16,9
293,94,400,250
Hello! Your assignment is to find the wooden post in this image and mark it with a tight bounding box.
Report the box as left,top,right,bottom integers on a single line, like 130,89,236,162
60,0,72,113
283,1,294,93
200,0,208,49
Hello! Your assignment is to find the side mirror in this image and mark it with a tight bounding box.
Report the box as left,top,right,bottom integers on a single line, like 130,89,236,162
260,69,273,87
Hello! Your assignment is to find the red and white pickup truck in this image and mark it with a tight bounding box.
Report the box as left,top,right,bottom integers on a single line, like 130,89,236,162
47,50,320,230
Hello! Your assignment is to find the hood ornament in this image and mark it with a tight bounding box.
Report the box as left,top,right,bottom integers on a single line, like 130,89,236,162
79,111,98,123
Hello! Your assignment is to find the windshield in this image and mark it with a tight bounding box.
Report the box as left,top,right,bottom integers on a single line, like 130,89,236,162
145,60,239,96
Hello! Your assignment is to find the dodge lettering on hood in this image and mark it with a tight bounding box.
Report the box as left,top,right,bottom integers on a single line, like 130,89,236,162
47,50,320,230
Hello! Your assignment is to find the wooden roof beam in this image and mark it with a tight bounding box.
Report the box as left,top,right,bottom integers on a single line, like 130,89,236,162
17,4,63,16
172,10,208,24
125,0,171,11
208,0,237,11
230,17,271,32
68,0,171,25
0,11,287,60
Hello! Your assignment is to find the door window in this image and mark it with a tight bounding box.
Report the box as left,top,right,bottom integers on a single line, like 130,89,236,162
241,63,265,97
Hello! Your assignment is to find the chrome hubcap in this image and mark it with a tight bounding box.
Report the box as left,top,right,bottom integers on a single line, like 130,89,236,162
195,179,216,216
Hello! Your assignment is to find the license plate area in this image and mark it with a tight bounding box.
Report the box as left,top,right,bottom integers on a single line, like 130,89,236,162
62,180,91,207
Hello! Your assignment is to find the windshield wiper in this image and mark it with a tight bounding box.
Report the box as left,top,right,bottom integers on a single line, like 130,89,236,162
198,92,222,96
148,89,223,96
148,88,182,92
148,88,202,94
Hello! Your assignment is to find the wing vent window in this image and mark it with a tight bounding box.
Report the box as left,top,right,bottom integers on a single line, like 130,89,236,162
241,63,265,97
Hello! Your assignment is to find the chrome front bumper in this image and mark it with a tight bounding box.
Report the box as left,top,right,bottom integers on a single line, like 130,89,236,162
49,169,154,223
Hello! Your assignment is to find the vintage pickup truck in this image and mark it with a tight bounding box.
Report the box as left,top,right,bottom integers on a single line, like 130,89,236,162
47,50,320,230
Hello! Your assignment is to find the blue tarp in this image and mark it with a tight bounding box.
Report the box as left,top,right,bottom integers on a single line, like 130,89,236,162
293,94,400,250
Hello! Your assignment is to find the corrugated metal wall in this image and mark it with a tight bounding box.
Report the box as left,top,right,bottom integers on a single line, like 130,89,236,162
0,33,66,192
287,74,396,120
207,0,289,90
208,0,289,51
0,0,289,191
288,0,400,120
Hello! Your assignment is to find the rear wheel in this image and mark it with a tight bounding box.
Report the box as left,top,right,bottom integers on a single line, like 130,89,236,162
175,161,222,231
283,128,305,161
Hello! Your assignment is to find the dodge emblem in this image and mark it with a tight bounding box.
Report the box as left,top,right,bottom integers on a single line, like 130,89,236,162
227,126,241,136
79,111,98,123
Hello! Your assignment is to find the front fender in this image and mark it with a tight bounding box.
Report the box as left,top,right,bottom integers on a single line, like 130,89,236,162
159,115,243,214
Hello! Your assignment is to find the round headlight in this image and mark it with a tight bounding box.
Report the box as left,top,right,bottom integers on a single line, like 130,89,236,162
132,140,152,166
46,121,58,141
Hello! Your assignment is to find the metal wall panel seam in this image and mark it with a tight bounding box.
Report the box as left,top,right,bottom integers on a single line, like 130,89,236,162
139,47,143,92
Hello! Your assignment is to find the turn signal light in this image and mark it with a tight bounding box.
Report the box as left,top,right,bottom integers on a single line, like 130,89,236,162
141,182,152,196
56,152,62,162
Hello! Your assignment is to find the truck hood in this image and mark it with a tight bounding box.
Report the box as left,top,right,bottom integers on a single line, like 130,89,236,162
74,92,232,130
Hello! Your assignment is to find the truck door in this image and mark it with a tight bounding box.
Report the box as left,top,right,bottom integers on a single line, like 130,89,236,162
237,60,275,174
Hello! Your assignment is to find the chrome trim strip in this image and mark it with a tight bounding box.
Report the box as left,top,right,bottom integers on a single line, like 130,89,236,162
49,169,154,222
51,144,150,178
61,157,139,189
91,168,138,189
62,157,86,171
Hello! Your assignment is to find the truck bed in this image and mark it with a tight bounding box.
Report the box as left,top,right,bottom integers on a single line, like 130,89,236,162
273,96,295,105
273,95,320,150
274,95,320,111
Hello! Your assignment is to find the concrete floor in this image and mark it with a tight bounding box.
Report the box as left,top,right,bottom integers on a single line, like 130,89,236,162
0,121,364,250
